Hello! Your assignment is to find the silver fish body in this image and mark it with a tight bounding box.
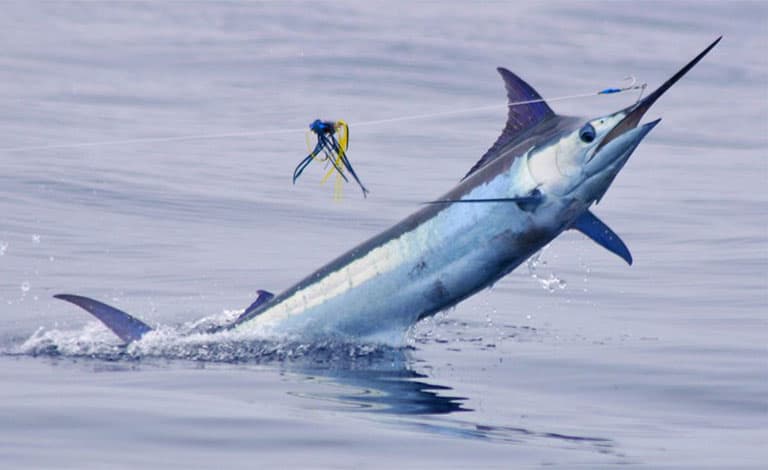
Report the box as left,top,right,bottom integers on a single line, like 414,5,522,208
234,118,587,342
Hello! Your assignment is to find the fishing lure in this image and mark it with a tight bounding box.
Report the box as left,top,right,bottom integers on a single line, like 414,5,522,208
598,75,647,100
292,119,369,199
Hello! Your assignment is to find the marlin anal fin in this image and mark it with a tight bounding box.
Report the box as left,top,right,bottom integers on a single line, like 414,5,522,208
234,289,275,324
244,290,274,313
54,294,153,343
570,211,633,266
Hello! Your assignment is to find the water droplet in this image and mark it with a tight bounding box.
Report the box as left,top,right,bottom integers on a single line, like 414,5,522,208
0,241,7,255
32,234,41,244
21,281,30,293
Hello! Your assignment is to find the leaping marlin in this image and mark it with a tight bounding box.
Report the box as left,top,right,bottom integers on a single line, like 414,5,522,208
55,38,721,345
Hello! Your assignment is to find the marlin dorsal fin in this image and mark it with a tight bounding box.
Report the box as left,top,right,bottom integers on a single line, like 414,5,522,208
570,210,633,265
464,67,555,179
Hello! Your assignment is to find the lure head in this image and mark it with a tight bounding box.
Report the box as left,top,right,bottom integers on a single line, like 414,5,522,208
310,119,335,135
526,36,721,206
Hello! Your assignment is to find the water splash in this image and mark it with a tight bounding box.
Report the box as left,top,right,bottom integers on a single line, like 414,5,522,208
12,308,401,365
526,248,567,292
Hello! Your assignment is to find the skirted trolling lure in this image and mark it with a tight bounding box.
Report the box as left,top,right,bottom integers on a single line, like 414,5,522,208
293,119,369,199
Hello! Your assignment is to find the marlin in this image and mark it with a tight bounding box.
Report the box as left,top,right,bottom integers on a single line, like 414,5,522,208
54,38,721,345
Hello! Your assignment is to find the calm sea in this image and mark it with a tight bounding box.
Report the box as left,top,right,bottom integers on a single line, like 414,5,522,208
1,1,766,468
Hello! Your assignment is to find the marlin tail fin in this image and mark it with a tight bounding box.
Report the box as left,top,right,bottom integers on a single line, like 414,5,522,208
570,210,632,265
54,294,153,343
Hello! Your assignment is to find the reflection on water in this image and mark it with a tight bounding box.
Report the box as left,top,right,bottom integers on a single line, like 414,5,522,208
7,332,618,456
291,352,470,415
283,347,618,456
336,370,468,414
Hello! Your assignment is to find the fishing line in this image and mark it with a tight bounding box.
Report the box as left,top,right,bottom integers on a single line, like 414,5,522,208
355,77,646,128
0,78,646,153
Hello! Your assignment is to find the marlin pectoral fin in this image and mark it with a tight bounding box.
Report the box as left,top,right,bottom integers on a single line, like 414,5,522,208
54,294,152,343
570,211,632,266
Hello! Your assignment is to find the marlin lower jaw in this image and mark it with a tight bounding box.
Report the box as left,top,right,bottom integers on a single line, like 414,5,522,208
566,119,660,205
586,119,660,177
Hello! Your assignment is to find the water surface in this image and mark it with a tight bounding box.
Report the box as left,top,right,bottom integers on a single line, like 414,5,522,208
1,1,766,468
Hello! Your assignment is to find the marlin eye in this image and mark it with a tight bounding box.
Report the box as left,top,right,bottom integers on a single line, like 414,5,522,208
579,124,596,143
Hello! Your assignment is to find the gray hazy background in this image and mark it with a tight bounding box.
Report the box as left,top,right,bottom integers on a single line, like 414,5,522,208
1,1,766,468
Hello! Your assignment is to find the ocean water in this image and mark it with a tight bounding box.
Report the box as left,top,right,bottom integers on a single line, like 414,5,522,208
1,1,766,468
